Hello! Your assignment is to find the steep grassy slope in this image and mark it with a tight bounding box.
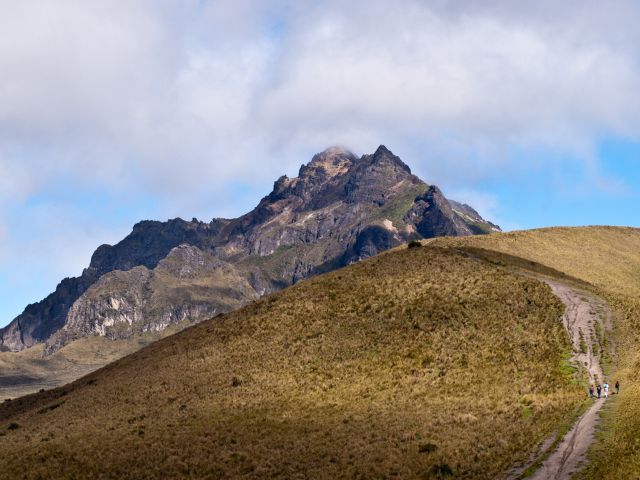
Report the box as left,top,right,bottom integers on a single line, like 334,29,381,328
0,246,579,479
435,226,640,478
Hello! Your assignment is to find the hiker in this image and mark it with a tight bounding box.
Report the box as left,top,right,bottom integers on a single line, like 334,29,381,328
604,381,609,399
597,384,602,398
616,380,620,394
589,384,595,398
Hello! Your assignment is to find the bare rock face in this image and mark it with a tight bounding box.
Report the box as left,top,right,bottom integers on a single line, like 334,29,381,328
0,145,500,353
43,245,257,354
0,219,225,352
0,277,86,352
351,225,397,261
406,185,473,237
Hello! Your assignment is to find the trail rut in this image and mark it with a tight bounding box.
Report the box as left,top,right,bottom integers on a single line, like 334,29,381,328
525,281,612,480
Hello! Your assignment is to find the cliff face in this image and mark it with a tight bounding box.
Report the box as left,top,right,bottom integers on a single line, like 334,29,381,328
43,245,257,354
0,145,500,353
0,219,224,351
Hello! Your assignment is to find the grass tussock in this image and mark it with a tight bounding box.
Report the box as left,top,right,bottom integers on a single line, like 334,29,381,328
436,226,640,478
0,246,580,479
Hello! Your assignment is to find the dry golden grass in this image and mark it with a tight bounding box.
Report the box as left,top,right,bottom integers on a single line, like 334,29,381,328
435,226,640,478
433,226,640,296
0,246,581,479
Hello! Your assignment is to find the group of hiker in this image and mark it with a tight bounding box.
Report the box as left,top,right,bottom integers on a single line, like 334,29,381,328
589,380,620,399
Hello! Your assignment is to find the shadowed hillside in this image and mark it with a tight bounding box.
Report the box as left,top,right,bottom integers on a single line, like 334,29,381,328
0,246,579,479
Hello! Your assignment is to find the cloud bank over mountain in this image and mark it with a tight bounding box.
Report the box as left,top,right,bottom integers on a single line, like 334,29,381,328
1,0,639,325
2,1,639,189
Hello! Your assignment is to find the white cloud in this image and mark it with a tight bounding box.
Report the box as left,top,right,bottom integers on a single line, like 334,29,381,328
447,189,498,220
256,1,640,156
1,0,640,325
1,0,638,200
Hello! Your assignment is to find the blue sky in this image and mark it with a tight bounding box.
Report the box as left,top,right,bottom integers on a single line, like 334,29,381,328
1,0,640,327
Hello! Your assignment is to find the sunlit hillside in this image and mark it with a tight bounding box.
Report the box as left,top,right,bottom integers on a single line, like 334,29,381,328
436,226,640,478
0,246,580,479
435,226,640,296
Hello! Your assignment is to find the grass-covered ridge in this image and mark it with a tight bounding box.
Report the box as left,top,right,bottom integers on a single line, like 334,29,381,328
0,246,580,479
434,226,640,296
434,226,640,478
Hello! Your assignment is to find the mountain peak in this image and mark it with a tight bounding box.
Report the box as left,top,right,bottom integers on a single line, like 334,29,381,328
373,144,392,156
359,144,412,175
303,146,357,179
318,145,354,157
0,143,499,355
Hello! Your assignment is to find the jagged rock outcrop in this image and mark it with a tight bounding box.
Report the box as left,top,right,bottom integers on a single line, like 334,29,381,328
0,145,500,354
405,185,473,237
0,218,225,352
448,199,501,234
350,225,397,261
43,245,257,354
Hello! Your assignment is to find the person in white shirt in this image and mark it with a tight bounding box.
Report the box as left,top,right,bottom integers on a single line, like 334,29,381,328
603,381,609,399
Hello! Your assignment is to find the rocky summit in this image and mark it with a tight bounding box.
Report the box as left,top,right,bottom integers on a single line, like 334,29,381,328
0,145,499,353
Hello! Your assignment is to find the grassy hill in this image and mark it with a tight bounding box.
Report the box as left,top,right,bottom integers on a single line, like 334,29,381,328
435,226,640,478
0,245,581,479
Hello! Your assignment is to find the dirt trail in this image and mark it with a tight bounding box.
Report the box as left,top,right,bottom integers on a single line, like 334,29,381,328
524,281,612,480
